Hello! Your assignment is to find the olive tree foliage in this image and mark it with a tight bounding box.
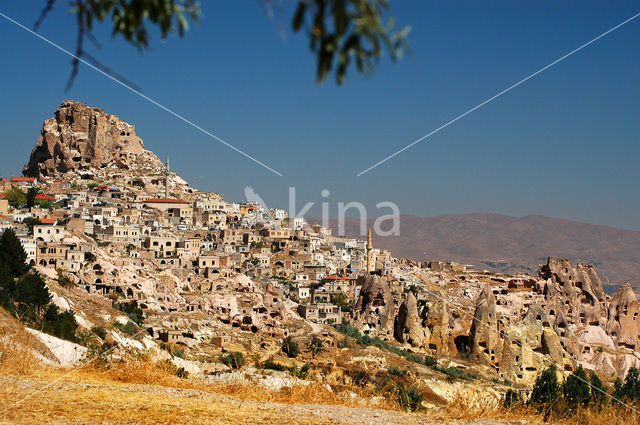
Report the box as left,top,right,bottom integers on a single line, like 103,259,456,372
34,0,409,88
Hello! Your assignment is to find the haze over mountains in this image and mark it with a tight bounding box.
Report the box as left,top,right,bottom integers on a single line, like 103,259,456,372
323,213,640,293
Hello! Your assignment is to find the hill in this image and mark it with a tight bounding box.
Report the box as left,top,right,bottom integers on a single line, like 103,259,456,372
322,213,640,292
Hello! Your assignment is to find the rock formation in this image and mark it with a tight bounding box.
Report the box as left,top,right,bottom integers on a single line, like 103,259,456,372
352,276,396,338
469,288,500,365
393,292,426,347
498,304,574,384
422,298,451,355
606,282,640,351
23,101,165,179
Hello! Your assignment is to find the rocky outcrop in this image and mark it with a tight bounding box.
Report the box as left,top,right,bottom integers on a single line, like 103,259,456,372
422,298,451,356
23,101,165,179
538,257,608,353
352,276,396,338
497,304,574,385
393,292,426,347
606,283,640,351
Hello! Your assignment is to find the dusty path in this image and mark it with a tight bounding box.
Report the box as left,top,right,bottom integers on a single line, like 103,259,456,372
0,375,519,425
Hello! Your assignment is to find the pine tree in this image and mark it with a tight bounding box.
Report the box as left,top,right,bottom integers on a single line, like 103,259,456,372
0,228,29,278
14,272,51,317
562,365,591,409
622,367,640,402
529,364,560,419
0,261,15,311
26,186,40,209
590,372,607,407
613,377,625,403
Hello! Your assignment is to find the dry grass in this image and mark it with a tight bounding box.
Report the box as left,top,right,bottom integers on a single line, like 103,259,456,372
2,324,639,424
71,354,393,410
0,309,49,376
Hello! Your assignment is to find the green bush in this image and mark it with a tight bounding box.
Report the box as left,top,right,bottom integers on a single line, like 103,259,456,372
175,367,188,378
388,367,406,377
92,325,107,340
377,379,423,412
262,359,286,371
113,301,145,325
114,320,137,335
56,269,74,288
424,355,435,367
221,352,244,369
41,304,79,342
346,369,370,387
432,365,477,381
291,363,311,379
503,389,522,408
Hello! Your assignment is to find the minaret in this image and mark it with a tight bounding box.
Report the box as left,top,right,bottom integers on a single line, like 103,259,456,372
164,154,170,199
366,226,373,275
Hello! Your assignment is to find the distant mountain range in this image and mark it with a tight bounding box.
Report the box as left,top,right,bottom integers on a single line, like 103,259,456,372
320,213,640,293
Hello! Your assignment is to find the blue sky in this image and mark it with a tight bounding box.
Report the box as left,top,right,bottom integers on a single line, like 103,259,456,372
0,1,638,229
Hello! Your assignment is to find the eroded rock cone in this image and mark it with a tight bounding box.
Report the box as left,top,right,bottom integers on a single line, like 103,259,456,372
394,292,425,347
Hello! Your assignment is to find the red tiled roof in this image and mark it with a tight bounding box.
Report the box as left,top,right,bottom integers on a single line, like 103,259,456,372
10,177,35,182
39,218,57,224
325,275,351,280
35,194,55,200
0,214,14,222
145,198,189,204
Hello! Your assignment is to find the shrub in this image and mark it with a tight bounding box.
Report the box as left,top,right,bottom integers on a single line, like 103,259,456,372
92,325,107,340
5,187,26,208
379,380,423,412
114,320,137,335
291,363,311,379
221,352,244,369
503,389,522,408
41,304,79,342
424,355,435,367
175,367,188,378
281,336,299,358
400,384,423,412
433,366,476,381
337,336,351,349
388,367,406,377
346,369,370,387
330,292,351,312
113,301,145,325
262,359,286,371
56,269,74,288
